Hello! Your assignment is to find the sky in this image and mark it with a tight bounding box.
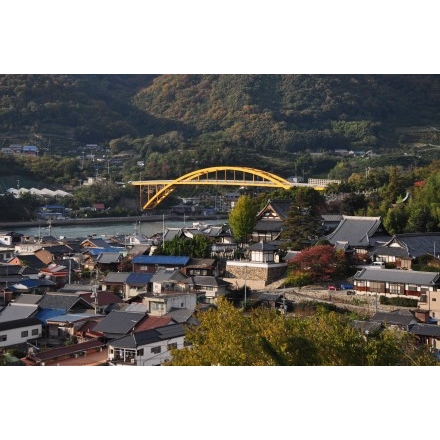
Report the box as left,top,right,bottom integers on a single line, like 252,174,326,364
3,1,439,74
3,2,439,437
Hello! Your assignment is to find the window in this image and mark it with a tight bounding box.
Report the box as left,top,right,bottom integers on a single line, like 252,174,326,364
184,340,192,347
151,346,161,354
167,342,177,350
31,329,39,336
21,330,29,338
137,348,144,356
0,335,6,342
151,302,165,312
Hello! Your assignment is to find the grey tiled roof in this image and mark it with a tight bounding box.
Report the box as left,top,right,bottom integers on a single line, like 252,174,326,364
93,310,146,335
324,215,390,247
370,310,416,327
353,268,440,285
166,308,194,323
102,272,131,283
0,304,39,323
151,268,188,283
14,294,43,305
96,253,121,264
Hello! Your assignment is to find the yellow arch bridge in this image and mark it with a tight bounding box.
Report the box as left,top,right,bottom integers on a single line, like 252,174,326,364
131,166,332,210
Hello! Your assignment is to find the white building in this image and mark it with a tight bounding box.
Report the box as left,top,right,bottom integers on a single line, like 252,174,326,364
0,317,42,348
107,323,187,366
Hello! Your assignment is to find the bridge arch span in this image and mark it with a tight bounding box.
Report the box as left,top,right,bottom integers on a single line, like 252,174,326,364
131,166,320,210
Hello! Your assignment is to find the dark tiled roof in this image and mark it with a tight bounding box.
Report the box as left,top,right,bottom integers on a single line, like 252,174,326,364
110,323,186,349
93,310,146,335
254,219,283,233
394,233,440,258
184,275,231,287
247,241,279,251
38,293,93,311
0,317,41,331
409,323,440,337
187,258,216,268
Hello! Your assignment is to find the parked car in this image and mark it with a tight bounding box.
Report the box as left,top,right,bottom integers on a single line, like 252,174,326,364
327,285,337,290
340,284,354,290
346,290,355,295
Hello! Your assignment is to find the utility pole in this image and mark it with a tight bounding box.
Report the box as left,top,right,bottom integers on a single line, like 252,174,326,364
244,265,247,310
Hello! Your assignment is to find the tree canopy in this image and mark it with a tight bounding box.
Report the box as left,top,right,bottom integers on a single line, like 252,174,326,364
165,298,438,366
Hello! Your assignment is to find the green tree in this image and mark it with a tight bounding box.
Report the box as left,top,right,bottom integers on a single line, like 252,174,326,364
165,299,438,366
228,195,258,244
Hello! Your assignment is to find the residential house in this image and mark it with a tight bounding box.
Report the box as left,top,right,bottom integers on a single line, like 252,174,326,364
0,245,14,263
0,317,42,349
107,323,187,366
141,291,197,317
183,275,231,303
417,288,440,320
101,271,153,299
36,292,96,318
8,253,47,271
224,241,287,290
9,278,56,295
371,233,440,270
182,258,218,277
352,267,440,298
132,255,191,274
0,231,23,246
21,337,107,366
408,323,440,359
150,267,188,294
44,313,104,339
0,293,41,323
94,252,123,272
92,308,148,340
39,263,70,288
0,263,40,295
369,309,418,331
252,199,293,242
323,215,392,259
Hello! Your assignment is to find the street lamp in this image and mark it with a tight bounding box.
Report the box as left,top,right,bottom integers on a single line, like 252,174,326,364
63,256,74,285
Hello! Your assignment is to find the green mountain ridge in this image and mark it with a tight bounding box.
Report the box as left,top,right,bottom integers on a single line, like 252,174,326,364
1,74,440,176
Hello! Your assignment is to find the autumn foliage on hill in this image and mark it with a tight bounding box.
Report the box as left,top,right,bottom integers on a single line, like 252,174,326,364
286,244,348,285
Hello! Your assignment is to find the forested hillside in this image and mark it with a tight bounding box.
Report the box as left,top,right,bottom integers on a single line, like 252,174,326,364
1,74,440,166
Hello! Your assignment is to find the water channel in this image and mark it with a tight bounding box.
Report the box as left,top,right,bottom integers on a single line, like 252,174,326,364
11,217,228,240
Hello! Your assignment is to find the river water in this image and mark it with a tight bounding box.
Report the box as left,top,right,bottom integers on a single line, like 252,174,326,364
12,218,228,239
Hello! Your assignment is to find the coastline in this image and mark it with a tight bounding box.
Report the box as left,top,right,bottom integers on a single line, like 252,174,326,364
0,214,228,230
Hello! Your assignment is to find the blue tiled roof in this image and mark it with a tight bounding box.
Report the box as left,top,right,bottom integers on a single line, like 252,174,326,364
132,255,191,266
35,308,66,324
126,272,153,285
86,247,124,256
